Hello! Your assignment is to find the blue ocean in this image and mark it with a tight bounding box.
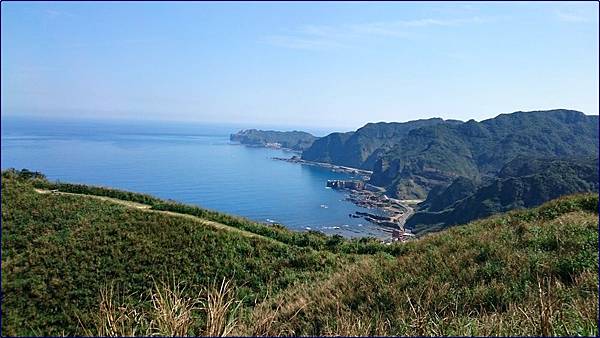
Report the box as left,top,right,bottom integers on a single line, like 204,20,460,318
1,116,389,238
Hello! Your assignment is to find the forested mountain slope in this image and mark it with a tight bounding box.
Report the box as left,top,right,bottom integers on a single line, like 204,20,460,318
301,110,598,199
302,118,458,169
230,129,318,151
405,156,599,234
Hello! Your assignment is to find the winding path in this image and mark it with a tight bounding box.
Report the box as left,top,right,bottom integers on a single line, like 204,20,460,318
34,188,267,240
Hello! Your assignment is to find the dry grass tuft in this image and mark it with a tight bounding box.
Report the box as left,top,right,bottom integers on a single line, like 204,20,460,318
201,277,242,337
84,277,243,336
81,283,150,336
149,280,200,336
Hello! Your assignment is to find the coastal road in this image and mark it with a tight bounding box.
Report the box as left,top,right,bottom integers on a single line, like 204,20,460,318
388,197,416,230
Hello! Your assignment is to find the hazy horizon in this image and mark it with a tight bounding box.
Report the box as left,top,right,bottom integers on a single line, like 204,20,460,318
1,1,598,130
1,107,597,136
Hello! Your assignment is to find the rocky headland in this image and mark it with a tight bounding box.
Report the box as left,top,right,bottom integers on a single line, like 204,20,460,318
230,129,318,151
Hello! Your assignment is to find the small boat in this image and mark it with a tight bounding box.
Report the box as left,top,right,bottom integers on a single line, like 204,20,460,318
320,204,329,208
305,227,312,230
266,218,276,223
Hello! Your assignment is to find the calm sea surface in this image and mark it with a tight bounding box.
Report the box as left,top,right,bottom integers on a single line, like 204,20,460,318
1,117,388,238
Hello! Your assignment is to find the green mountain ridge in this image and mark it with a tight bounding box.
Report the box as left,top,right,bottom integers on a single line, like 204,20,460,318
302,117,458,169
301,109,599,199
373,109,599,198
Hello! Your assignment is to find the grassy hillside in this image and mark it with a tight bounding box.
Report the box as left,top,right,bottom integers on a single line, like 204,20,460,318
1,170,598,336
248,193,598,336
1,172,353,335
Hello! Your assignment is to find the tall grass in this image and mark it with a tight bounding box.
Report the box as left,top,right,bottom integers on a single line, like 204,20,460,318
243,209,598,336
201,278,242,336
149,280,200,336
81,283,150,336
83,278,242,336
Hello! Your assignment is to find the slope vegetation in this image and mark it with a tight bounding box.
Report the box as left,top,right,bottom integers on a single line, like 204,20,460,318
1,171,598,336
246,193,598,336
1,172,350,336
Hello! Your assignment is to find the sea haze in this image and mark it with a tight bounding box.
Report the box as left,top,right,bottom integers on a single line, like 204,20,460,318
1,116,388,238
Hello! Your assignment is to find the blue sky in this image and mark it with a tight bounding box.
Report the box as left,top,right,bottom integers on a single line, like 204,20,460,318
1,1,598,130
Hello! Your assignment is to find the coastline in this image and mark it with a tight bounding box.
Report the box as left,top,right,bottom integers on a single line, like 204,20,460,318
274,155,417,242
342,188,417,241
233,142,415,242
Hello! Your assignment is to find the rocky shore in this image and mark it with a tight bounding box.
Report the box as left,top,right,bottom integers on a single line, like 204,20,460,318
273,156,416,242
343,188,414,229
